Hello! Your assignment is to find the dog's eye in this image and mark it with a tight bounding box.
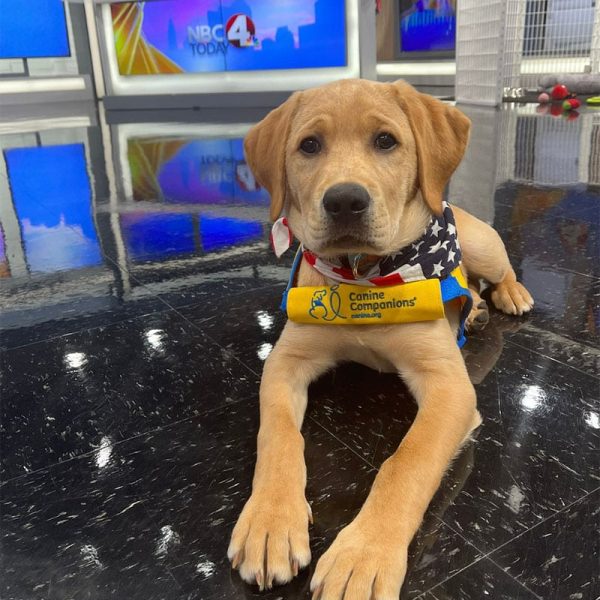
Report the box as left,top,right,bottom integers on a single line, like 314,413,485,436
300,137,321,155
374,133,398,151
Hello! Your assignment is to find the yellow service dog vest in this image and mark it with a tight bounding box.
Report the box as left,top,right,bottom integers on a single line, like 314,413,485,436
281,254,471,347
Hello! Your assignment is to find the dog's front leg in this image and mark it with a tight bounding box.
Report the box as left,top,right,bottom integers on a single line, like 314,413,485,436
311,320,479,600
229,323,335,590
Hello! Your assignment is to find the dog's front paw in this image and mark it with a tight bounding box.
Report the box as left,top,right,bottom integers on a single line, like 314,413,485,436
311,520,408,600
228,490,312,589
491,280,534,316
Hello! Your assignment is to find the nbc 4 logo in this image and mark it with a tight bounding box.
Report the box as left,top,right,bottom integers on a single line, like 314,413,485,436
225,14,258,48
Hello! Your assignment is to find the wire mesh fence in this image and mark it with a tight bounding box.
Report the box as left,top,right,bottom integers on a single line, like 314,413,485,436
457,0,599,105
455,0,506,105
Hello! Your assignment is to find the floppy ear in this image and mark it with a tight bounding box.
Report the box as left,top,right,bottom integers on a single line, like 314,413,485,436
391,80,471,215
244,92,301,221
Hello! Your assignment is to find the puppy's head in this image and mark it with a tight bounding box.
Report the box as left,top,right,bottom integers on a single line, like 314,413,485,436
245,79,470,257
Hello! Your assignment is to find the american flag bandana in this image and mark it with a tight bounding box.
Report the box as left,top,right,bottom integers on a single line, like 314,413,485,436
271,201,462,287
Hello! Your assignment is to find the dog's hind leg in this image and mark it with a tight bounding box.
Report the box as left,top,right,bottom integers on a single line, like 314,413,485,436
454,206,534,316
465,281,490,332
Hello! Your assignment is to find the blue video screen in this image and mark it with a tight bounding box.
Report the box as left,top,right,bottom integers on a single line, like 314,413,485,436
0,0,70,59
4,144,102,273
399,0,456,53
111,0,347,75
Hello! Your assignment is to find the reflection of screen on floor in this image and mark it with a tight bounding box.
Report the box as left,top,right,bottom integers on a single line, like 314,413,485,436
110,0,347,75
399,0,456,53
122,135,265,261
121,213,263,261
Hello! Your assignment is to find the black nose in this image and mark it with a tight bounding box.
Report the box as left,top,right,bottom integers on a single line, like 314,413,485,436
323,183,371,222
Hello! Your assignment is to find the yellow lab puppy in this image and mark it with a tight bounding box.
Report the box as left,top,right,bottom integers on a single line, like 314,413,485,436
228,79,533,599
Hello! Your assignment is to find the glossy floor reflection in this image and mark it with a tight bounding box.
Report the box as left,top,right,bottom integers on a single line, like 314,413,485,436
0,102,599,600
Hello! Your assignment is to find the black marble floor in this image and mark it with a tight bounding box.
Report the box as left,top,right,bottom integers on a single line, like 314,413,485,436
0,102,598,600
